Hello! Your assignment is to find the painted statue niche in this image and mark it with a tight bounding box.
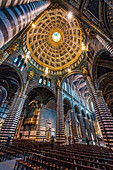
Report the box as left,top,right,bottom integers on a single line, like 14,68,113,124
24,100,39,125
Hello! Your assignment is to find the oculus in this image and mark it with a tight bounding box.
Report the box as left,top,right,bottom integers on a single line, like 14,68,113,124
52,32,61,42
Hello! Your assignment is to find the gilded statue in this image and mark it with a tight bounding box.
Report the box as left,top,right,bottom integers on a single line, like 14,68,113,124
28,70,35,80
57,78,61,87
82,65,88,75
8,43,18,55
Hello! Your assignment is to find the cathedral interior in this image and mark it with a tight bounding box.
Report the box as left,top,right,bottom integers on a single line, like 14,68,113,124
0,0,113,169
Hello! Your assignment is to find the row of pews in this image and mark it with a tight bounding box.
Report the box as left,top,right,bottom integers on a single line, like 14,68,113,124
0,141,113,169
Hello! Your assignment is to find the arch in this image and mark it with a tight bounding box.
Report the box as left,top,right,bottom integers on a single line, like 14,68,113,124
61,70,83,86
27,85,56,99
81,110,86,117
87,114,90,119
74,105,80,114
63,98,72,117
92,48,109,81
3,62,24,91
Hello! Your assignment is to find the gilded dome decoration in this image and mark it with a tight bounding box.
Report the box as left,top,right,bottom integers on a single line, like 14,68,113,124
25,8,85,75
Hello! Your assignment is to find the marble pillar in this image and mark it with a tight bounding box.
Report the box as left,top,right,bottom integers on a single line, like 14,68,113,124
85,74,113,148
0,70,34,143
56,87,65,143
96,35,113,57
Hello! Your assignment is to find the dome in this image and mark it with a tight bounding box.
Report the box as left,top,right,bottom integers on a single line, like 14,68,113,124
24,8,85,75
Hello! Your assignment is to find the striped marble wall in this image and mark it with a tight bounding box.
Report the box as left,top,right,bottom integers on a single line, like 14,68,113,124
0,0,42,9
0,0,50,48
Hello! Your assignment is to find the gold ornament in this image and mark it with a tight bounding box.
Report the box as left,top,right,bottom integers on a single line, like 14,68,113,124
28,70,35,80
8,43,18,55
82,65,88,75
57,78,61,87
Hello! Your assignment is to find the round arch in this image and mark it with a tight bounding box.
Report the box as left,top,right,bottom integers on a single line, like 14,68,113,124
3,62,24,91
63,98,72,117
74,105,80,114
27,84,56,98
92,48,109,82
81,110,86,117
26,86,56,106
61,70,83,86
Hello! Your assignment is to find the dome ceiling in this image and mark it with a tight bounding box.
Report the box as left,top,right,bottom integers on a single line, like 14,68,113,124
23,7,85,75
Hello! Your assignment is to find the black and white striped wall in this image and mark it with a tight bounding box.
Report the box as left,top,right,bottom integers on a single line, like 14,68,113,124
0,0,50,48
0,0,44,9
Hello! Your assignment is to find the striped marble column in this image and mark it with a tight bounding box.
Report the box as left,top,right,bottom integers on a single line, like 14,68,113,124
77,114,86,140
0,0,43,9
0,51,9,65
96,90,113,148
0,0,50,48
0,84,28,143
86,75,113,149
96,35,113,57
0,70,35,143
56,87,65,143
36,106,43,140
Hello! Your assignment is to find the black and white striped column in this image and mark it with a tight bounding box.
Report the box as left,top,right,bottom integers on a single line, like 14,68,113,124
96,90,113,148
0,0,50,48
56,87,65,143
0,0,43,9
96,35,113,57
0,51,9,65
86,75,113,149
0,80,29,143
